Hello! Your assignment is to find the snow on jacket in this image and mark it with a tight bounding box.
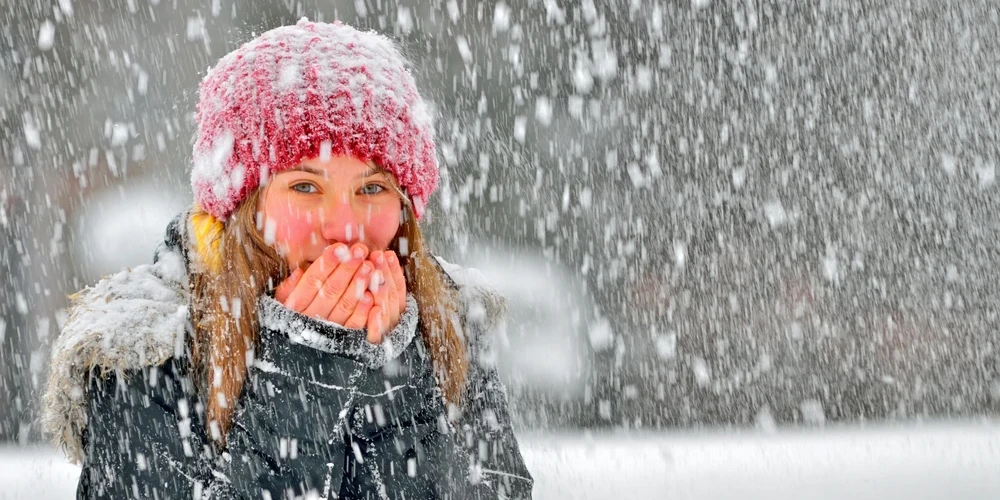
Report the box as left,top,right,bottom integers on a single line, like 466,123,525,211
42,212,533,499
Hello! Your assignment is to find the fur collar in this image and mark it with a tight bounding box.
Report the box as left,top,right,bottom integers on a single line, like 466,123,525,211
41,213,506,464
41,245,190,464
256,293,421,367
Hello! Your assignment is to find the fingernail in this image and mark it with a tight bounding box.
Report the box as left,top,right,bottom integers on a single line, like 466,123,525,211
387,251,397,264
333,245,351,263
376,252,386,265
352,245,366,260
359,262,373,275
323,248,339,263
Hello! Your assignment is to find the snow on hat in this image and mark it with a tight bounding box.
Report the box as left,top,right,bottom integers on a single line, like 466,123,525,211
191,18,438,221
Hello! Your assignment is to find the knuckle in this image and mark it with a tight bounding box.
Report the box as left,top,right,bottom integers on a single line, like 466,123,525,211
305,275,325,290
333,300,354,318
322,278,343,297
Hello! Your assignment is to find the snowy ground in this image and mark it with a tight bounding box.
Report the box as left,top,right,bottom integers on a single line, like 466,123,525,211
3,421,999,499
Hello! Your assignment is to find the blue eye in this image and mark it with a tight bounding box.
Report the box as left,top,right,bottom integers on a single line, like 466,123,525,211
291,182,318,194
360,183,385,195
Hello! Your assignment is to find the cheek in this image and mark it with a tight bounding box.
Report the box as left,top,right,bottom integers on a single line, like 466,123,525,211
263,201,321,259
278,216,316,246
362,209,401,250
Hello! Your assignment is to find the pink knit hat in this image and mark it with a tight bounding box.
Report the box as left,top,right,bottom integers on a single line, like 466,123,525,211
191,19,438,220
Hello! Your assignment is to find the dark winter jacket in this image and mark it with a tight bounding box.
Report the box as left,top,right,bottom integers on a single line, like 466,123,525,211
42,213,533,499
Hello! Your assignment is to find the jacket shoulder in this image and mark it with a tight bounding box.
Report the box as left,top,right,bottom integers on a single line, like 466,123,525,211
85,357,195,414
43,213,192,463
433,256,507,352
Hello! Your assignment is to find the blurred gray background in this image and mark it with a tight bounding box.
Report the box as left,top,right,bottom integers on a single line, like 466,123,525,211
2,0,999,444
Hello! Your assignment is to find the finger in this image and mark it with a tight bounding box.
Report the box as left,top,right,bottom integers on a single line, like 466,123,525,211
367,306,383,344
275,268,304,304
384,268,400,329
327,261,374,325
376,255,400,327
369,250,386,277
368,268,384,295
283,244,350,312
369,268,393,334
387,251,407,311
383,291,394,335
303,243,370,319
344,291,375,329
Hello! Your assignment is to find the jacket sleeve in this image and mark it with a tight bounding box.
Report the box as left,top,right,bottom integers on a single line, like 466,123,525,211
77,359,224,499
435,257,535,498
457,357,535,499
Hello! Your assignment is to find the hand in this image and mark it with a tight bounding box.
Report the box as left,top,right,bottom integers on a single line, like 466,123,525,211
274,243,376,329
364,250,408,345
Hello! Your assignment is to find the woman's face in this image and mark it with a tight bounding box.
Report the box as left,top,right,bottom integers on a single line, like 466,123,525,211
258,155,404,270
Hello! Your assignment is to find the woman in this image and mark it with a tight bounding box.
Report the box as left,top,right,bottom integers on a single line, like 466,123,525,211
42,20,533,499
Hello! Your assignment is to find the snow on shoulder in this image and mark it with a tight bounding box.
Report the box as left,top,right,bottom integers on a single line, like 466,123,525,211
434,255,508,348
41,246,190,464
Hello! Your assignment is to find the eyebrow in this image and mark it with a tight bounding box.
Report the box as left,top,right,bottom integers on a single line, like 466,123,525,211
357,167,383,179
284,165,326,176
283,165,385,179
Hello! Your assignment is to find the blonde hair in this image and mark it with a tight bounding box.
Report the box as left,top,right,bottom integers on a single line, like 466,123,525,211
188,189,467,444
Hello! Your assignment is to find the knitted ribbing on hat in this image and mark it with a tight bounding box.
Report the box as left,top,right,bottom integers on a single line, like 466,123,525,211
191,19,438,220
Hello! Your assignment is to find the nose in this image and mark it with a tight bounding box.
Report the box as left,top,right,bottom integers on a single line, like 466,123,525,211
319,194,365,245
